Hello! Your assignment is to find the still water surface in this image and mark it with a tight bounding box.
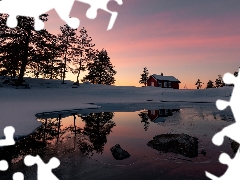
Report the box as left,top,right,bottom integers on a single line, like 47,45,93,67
0,106,236,168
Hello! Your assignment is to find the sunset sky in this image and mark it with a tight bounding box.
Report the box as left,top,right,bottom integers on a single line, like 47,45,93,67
44,0,240,89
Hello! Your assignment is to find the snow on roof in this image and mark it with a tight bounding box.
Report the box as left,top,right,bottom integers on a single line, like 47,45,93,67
152,74,180,82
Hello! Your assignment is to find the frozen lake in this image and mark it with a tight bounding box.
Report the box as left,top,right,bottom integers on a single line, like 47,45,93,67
0,103,236,179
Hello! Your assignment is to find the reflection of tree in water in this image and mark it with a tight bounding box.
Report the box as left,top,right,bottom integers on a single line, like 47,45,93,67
37,114,69,143
67,113,82,136
0,114,73,165
78,112,116,156
138,111,150,131
0,112,115,165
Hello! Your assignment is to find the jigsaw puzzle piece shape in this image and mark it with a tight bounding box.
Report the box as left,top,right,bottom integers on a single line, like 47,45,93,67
0,0,51,30
212,122,240,147
0,0,79,30
206,150,240,180
207,69,240,179
24,155,60,180
227,69,240,120
76,0,123,30
0,126,15,146
205,153,232,180
213,69,240,146
53,0,80,29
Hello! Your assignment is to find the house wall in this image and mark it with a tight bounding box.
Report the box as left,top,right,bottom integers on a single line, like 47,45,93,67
172,82,179,89
147,76,158,87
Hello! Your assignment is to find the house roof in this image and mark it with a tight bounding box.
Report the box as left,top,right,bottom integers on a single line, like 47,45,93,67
152,74,181,82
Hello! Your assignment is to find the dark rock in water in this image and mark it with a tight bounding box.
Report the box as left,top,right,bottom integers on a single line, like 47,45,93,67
110,144,130,160
147,133,199,158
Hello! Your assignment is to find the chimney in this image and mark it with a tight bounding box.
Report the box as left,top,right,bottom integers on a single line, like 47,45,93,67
161,73,163,76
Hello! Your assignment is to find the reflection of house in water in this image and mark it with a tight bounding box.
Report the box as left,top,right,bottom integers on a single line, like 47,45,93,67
147,109,180,123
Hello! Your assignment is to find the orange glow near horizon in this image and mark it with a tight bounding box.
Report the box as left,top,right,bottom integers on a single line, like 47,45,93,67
45,1,240,90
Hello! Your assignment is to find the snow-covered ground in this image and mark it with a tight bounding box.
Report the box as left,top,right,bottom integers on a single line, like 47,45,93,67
0,77,233,137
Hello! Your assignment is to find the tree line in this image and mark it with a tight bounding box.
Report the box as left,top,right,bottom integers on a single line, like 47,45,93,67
0,14,116,86
196,71,238,89
138,67,239,89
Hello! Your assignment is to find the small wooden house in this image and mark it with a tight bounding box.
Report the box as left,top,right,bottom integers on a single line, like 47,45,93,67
147,74,181,89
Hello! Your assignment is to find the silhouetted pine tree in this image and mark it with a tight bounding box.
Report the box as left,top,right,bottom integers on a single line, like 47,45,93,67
82,49,116,85
0,14,55,85
215,75,225,88
139,67,149,86
195,79,203,89
206,80,215,89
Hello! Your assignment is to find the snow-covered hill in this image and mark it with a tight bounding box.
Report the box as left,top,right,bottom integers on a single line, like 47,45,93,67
0,76,233,137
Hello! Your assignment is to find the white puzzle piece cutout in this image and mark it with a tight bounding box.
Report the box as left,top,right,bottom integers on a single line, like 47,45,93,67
206,68,240,179
212,70,240,146
0,127,60,180
76,0,123,30
0,160,8,171
0,126,15,146
206,151,240,180
12,172,24,180
0,126,15,175
0,0,123,31
24,155,60,180
0,0,79,30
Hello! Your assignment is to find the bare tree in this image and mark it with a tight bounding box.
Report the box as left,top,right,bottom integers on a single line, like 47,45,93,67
71,27,95,85
58,24,77,84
